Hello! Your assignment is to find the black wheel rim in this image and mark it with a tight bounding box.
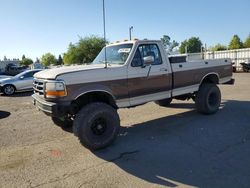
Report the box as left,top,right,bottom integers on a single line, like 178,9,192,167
91,117,107,135
208,92,218,107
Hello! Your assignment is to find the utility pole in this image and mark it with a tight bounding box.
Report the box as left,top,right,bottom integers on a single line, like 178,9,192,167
102,0,107,68
129,26,133,40
185,45,188,54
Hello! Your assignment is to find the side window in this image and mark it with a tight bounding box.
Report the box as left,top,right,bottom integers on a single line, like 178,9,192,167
150,44,162,65
23,72,34,78
131,44,163,67
131,49,143,67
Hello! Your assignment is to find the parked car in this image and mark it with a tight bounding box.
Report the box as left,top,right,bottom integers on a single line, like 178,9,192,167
0,69,42,95
240,62,250,72
32,39,234,150
5,63,28,76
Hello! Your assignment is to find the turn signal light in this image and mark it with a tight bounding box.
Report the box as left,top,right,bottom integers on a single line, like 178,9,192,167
45,90,67,97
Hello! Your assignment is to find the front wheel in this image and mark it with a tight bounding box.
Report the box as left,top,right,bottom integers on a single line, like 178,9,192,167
73,102,120,150
195,83,221,114
3,85,15,95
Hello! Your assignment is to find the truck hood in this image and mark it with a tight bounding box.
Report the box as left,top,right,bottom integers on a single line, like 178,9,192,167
34,64,107,80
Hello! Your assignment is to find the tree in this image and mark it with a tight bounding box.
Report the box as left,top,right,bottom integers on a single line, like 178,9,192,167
20,58,33,66
63,36,106,65
210,43,227,51
41,53,57,67
57,55,63,65
228,35,243,49
22,55,26,61
179,37,202,53
243,35,250,48
160,35,179,52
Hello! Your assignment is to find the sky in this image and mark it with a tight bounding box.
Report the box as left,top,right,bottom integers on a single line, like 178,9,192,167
0,0,250,60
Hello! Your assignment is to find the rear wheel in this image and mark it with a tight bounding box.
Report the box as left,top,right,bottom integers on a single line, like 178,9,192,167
195,83,221,114
73,102,120,150
52,116,73,128
155,98,172,107
3,85,15,95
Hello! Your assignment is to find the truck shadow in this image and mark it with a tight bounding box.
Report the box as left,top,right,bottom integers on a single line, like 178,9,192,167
94,100,250,187
167,102,195,109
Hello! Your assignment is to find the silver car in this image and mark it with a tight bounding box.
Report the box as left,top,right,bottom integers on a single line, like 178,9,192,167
0,69,42,95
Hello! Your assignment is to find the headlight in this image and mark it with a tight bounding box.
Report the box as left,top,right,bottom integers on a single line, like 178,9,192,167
45,81,67,98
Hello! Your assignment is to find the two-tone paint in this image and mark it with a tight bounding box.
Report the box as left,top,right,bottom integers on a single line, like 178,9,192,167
33,40,233,111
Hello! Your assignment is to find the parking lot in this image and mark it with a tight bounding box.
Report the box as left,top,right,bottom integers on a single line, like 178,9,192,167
0,73,250,188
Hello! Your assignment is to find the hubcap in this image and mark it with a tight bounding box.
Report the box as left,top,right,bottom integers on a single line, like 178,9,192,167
4,86,14,95
91,117,107,135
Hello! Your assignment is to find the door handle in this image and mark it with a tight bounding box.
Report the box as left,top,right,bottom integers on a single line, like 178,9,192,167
160,68,168,72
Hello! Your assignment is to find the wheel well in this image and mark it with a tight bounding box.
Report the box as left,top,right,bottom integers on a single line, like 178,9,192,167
3,84,16,90
200,74,219,85
72,91,117,113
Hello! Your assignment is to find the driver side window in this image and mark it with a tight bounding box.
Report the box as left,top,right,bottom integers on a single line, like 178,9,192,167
131,44,162,67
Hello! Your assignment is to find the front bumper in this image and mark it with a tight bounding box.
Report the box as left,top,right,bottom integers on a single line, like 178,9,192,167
32,94,71,117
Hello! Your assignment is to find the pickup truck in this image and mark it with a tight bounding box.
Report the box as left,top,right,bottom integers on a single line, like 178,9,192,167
32,39,234,150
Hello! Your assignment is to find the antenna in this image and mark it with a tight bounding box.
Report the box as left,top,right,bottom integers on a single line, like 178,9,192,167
103,0,107,68
129,26,133,40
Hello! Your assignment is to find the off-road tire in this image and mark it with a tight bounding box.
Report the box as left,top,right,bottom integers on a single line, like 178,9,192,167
3,85,15,95
195,83,221,114
52,116,73,128
73,102,120,150
155,98,172,107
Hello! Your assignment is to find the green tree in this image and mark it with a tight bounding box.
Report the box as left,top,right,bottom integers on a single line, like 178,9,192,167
243,35,250,48
179,37,202,53
57,55,63,65
228,35,243,49
63,36,106,65
210,43,227,51
41,53,57,67
20,58,33,66
22,55,26,61
160,35,179,52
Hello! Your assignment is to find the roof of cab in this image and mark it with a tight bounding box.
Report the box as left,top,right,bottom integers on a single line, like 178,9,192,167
106,39,162,47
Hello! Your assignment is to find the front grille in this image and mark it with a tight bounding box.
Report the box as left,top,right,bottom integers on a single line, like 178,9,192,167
33,79,44,96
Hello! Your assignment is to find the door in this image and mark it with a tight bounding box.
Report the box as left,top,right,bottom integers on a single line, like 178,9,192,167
17,71,38,90
127,43,171,106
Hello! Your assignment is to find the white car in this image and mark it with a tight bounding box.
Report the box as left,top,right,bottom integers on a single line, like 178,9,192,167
0,69,42,95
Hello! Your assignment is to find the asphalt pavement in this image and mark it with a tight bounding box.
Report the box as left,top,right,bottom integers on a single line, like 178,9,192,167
0,73,250,188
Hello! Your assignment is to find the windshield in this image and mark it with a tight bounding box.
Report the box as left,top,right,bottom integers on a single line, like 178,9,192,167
93,43,133,65
13,70,29,78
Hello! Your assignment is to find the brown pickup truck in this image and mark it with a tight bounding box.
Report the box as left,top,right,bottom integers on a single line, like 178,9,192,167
32,39,234,150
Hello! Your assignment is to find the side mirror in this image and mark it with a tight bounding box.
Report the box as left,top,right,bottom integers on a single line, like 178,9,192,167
143,56,154,66
20,76,24,79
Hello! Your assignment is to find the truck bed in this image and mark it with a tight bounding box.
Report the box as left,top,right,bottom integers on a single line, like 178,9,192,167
170,59,232,96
